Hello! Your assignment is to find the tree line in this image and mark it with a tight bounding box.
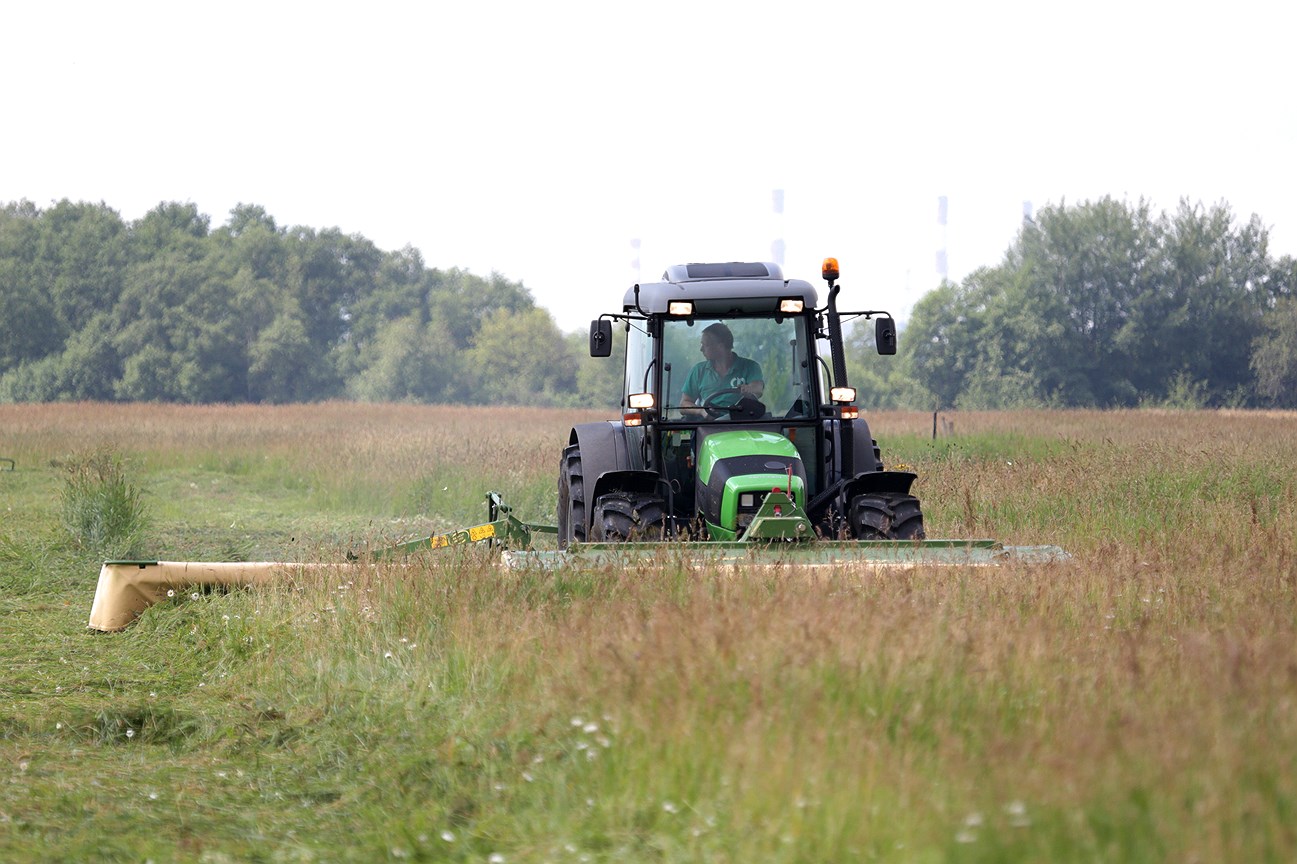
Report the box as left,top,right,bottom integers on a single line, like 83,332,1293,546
2,197,1294,410
847,197,1297,409
0,200,618,406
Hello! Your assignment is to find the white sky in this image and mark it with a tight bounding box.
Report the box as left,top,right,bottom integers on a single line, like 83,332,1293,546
4,0,1294,332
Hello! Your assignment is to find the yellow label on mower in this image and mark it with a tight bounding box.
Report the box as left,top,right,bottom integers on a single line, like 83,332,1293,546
424,523,495,549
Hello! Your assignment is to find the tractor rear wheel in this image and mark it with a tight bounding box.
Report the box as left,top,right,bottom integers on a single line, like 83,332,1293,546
849,492,926,540
590,491,668,542
557,444,586,549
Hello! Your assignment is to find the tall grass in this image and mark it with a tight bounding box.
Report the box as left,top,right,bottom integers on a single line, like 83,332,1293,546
57,447,151,559
1,404,1296,861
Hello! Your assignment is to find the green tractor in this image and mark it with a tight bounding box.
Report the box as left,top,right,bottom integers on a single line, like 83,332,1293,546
560,258,923,548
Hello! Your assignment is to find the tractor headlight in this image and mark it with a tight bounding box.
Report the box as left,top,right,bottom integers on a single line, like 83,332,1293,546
830,386,856,404
625,392,655,427
778,298,804,314
668,301,694,317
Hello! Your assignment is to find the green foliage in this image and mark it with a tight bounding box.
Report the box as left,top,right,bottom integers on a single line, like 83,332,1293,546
347,314,465,403
0,200,553,406
58,448,151,558
5,195,1295,410
1251,293,1297,407
895,198,1294,409
467,306,578,405
570,327,625,409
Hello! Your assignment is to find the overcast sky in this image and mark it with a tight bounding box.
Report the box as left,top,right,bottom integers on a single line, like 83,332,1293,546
5,0,1293,331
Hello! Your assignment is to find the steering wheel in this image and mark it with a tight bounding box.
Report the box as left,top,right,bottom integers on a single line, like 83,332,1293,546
701,387,745,418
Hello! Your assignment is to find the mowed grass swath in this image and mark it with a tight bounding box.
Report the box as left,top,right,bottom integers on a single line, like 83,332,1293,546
2,403,1296,861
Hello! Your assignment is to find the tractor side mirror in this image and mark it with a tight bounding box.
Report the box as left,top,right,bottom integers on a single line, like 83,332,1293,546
590,319,613,357
875,317,897,355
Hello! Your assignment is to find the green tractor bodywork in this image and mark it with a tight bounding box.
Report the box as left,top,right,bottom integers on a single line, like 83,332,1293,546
696,430,808,540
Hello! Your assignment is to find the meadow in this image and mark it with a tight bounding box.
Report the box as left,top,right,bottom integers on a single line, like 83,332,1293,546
2,403,1296,862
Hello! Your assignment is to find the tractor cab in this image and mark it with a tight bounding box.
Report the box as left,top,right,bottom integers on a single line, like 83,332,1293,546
565,260,922,546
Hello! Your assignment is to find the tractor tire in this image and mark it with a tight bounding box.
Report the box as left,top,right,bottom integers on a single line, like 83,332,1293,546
590,491,668,543
557,444,586,549
849,492,926,541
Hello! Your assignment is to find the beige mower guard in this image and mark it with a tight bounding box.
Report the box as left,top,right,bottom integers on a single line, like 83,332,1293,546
88,560,341,632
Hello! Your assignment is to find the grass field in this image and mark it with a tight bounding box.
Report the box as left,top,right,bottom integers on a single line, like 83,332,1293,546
2,403,1296,862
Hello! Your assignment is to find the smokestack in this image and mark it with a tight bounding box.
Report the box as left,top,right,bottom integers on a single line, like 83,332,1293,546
771,188,785,266
936,195,949,282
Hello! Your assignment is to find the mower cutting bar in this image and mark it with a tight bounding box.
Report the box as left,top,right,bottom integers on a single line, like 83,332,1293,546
501,539,1069,571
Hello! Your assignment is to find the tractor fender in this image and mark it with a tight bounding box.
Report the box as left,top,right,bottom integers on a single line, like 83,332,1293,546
851,419,884,473
568,422,652,531
842,470,917,500
821,417,883,483
590,469,661,503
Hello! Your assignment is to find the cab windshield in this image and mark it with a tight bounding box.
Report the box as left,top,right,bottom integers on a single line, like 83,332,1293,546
660,316,815,421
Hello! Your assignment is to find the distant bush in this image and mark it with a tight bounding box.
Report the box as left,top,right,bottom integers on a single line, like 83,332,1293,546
59,448,150,558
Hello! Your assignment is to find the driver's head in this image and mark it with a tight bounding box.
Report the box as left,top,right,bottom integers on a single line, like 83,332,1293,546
700,323,733,360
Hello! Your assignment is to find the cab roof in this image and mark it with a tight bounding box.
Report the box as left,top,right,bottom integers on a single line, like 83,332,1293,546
622,262,819,316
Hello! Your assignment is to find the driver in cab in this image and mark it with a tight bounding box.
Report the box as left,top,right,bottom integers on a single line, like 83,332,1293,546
680,323,764,416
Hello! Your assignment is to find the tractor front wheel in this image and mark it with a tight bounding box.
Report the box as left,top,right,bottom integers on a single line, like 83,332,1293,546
557,445,586,549
590,491,668,542
849,492,926,541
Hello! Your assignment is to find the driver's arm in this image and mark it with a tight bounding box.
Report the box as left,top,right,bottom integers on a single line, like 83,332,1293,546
738,380,764,399
679,392,704,415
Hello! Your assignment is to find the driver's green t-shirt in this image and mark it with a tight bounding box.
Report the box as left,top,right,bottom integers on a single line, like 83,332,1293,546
682,354,763,406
